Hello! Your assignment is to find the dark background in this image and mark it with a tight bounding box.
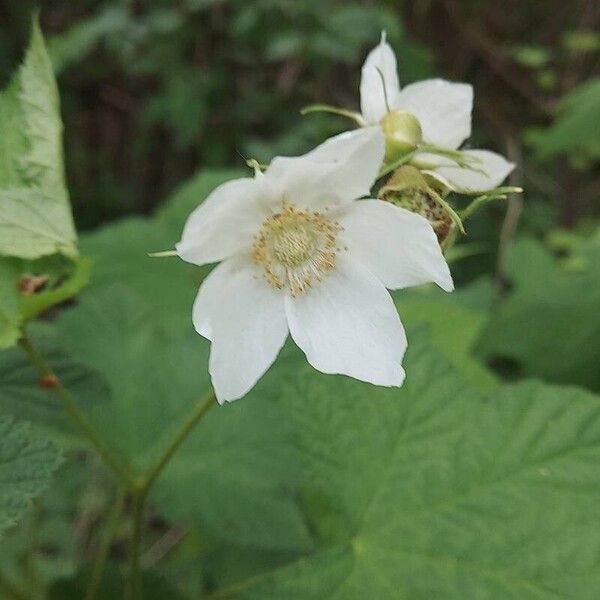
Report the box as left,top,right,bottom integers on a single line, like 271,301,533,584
1,0,599,278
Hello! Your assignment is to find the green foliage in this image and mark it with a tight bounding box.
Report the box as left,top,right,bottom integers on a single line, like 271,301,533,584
511,45,552,69
0,417,61,539
396,295,498,390
533,78,600,162
230,364,600,599
479,235,600,391
0,20,86,350
49,566,187,599
0,331,109,433
0,19,77,259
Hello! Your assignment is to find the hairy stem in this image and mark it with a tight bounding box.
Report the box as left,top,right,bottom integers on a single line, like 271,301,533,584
19,332,135,486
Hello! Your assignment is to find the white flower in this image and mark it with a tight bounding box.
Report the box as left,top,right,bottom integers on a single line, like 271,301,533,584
359,34,515,193
177,128,453,404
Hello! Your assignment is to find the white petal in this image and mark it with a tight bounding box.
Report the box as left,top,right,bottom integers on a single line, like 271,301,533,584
397,79,473,149
340,199,453,292
193,256,288,403
360,36,402,124
264,127,384,209
285,256,406,386
424,149,515,193
176,177,270,266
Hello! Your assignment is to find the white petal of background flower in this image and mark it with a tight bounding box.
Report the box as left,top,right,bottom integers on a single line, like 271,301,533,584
360,37,402,124
419,149,515,192
285,256,407,387
194,256,288,403
396,79,473,149
340,200,454,292
265,127,385,209
176,177,270,266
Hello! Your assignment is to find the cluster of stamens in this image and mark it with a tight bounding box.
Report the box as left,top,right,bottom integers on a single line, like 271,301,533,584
252,201,342,296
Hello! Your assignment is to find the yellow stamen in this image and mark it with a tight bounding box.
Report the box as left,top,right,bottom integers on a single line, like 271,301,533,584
253,201,342,296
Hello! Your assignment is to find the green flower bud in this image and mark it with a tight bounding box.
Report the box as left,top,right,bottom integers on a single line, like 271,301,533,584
379,165,456,248
380,110,422,162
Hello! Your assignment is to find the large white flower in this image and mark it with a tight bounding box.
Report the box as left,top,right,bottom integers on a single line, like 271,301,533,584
359,34,515,193
177,128,453,404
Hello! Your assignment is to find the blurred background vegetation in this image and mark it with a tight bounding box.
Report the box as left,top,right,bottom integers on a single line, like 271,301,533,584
0,0,598,269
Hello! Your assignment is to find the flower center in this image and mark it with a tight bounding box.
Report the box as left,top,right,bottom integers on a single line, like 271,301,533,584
253,201,341,296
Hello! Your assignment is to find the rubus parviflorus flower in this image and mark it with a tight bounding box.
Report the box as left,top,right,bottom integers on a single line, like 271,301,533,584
176,128,453,404
302,33,520,247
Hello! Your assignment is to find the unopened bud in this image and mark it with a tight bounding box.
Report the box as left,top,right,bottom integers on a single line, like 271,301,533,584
380,110,422,162
379,165,456,247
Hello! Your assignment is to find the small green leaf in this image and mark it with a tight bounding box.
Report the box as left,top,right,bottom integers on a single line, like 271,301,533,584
0,417,61,539
561,30,600,54
0,18,77,259
533,78,600,161
511,44,552,69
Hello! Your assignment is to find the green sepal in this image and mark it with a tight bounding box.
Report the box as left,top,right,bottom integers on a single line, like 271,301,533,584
300,104,365,126
460,186,523,222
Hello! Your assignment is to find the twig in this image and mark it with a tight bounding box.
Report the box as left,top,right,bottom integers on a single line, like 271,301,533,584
495,138,524,292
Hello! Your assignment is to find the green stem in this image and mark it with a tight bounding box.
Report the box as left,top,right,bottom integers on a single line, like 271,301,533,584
85,487,126,600
378,151,416,178
124,389,216,600
300,104,365,126
142,389,216,493
19,332,136,486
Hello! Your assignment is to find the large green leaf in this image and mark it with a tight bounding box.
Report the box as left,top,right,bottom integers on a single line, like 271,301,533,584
479,235,600,391
0,18,77,259
0,417,61,539
203,348,600,599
